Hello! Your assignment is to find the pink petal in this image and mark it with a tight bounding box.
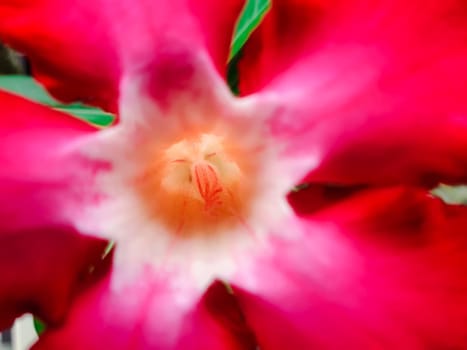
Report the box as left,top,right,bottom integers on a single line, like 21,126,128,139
0,0,244,110
242,0,467,186
97,0,244,80
232,187,467,348
0,91,109,328
32,267,256,350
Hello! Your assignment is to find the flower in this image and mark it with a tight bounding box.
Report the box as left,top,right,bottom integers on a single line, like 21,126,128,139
1,0,467,349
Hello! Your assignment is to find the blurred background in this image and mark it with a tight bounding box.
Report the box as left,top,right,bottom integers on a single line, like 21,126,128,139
1,330,11,350
0,43,27,74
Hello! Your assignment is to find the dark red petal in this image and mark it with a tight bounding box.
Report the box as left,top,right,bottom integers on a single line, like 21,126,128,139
188,0,246,78
238,0,325,95
232,187,467,348
287,183,367,216
245,0,467,186
0,228,107,330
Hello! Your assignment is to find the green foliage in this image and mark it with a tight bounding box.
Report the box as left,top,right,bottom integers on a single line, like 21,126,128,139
226,52,242,95
54,106,114,127
230,0,271,59
0,76,57,106
0,76,114,126
432,185,467,205
33,317,46,336
227,0,271,93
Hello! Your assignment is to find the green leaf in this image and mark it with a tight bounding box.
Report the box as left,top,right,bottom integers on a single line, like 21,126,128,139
33,317,46,336
226,52,242,95
0,75,114,126
230,0,271,59
55,106,114,127
0,75,58,106
432,185,467,205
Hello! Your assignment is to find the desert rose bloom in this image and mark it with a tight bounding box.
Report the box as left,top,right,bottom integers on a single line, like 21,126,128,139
1,0,467,349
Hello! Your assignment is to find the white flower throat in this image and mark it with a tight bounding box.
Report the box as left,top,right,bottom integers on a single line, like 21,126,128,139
78,72,295,287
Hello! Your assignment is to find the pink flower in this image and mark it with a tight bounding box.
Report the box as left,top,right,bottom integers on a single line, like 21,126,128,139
1,0,467,348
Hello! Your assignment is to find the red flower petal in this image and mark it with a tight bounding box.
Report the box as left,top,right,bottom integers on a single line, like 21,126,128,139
0,0,244,110
232,187,467,348
0,90,109,328
0,228,107,330
0,1,120,111
243,0,467,186
0,90,103,232
32,268,256,350
187,0,246,78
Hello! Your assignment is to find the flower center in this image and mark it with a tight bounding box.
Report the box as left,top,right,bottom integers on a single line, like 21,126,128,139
136,133,254,237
